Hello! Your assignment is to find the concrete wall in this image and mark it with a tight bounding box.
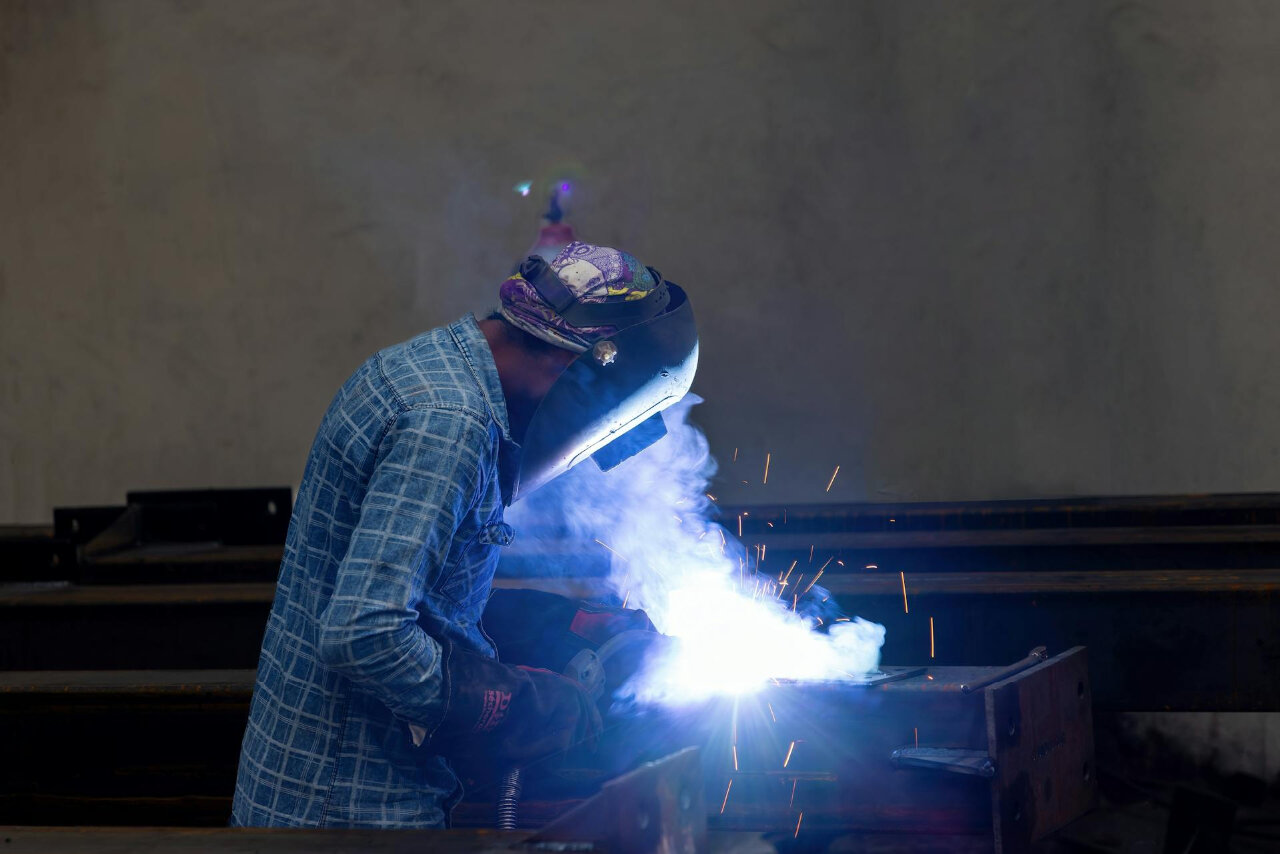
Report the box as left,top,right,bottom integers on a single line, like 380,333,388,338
2,0,1279,522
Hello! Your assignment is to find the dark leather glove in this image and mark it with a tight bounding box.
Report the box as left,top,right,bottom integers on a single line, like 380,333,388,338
434,645,603,767
569,603,655,646
482,588,656,672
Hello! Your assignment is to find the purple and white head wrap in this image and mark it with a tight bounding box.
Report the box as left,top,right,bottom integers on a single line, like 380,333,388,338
499,241,663,352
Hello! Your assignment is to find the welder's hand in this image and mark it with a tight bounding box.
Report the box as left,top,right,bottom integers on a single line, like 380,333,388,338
568,604,656,647
513,665,604,754
481,588,656,673
433,647,603,766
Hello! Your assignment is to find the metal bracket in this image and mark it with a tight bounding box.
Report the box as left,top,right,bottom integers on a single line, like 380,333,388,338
890,746,997,779
528,747,706,854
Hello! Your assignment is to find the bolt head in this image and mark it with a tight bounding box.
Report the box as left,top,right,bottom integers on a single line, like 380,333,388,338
593,340,618,366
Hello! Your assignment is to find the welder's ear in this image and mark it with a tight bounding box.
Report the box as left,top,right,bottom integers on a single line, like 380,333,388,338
591,412,667,472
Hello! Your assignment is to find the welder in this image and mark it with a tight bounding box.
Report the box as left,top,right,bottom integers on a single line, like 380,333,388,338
231,241,697,828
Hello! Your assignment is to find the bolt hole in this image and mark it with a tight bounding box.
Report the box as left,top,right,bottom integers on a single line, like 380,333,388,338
267,501,278,516
1008,716,1017,737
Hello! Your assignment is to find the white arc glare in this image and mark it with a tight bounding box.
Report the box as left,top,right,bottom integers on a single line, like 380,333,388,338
505,396,886,706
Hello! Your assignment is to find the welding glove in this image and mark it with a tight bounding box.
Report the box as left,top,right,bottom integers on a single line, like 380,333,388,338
433,645,603,768
482,588,655,673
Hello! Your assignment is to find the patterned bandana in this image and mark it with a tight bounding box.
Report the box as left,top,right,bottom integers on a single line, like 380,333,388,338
499,241,662,352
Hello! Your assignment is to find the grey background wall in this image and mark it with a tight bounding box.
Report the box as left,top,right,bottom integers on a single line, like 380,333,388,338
2,0,1278,523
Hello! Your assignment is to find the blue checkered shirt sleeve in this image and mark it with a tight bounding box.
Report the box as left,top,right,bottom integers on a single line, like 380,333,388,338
316,405,490,729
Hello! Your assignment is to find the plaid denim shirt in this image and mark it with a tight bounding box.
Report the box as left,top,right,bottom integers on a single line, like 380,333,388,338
232,315,517,828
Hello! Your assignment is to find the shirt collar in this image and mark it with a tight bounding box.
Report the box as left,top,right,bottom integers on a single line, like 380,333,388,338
448,314,514,444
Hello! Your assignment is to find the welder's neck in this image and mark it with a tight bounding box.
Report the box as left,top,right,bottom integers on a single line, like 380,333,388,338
479,318,575,445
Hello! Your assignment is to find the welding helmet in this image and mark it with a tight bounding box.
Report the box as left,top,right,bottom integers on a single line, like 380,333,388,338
509,254,698,501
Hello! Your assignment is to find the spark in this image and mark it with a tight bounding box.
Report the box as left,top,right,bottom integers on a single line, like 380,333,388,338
761,544,767,562
673,514,683,524
929,617,935,659
866,564,878,570
622,590,630,608
808,545,815,564
732,744,739,771
889,518,896,523
815,617,824,626
514,180,532,196
594,539,626,560
789,779,797,807
836,560,845,566
818,556,835,573
794,812,804,838
783,741,796,768
825,465,840,492
767,702,777,723
763,452,771,484
914,727,919,748
792,594,798,611
926,674,934,680
738,515,743,538
706,492,718,502
720,779,733,814
767,521,774,528
782,561,798,584
835,616,850,622
802,567,824,596
732,447,739,463
900,571,909,614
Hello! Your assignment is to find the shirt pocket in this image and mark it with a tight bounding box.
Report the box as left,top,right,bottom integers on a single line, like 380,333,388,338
478,522,515,547
435,522,513,610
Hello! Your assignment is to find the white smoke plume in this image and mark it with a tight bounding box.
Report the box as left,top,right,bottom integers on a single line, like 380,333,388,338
504,396,885,706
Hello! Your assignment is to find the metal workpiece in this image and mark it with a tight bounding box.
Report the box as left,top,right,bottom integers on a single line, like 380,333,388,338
456,648,1095,853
